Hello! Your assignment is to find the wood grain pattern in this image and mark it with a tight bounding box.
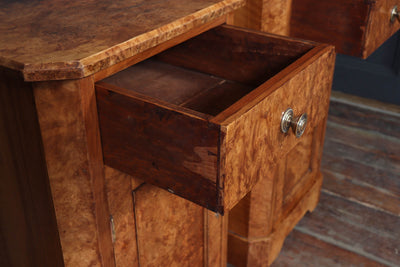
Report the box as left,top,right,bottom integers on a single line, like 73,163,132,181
328,92,400,139
33,78,114,266
290,0,369,57
93,16,227,83
228,162,276,238
321,119,400,215
0,67,64,267
104,166,142,266
102,58,253,117
226,34,334,265
205,210,229,266
157,25,315,86
96,84,222,212
218,44,335,210
321,92,400,217
228,176,323,267
133,184,227,266
102,60,224,106
227,0,292,35
0,0,245,81
273,94,400,266
97,25,333,213
283,133,313,197
228,120,328,265
290,0,400,58
296,192,400,265
364,0,400,58
226,0,264,30
272,229,387,267
277,138,318,228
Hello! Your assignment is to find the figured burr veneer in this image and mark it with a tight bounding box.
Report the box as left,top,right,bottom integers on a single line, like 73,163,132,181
96,25,335,214
0,0,245,81
0,1,335,266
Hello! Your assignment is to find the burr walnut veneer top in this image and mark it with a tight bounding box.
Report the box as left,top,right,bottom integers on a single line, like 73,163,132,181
0,0,244,81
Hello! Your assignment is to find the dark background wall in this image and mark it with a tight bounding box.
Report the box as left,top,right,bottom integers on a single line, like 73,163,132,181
333,31,400,105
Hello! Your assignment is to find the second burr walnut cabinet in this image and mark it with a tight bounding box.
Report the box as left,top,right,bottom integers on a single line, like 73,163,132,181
229,0,400,59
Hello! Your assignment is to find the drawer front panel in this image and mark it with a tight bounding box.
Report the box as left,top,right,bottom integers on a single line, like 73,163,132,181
220,46,335,210
364,0,400,58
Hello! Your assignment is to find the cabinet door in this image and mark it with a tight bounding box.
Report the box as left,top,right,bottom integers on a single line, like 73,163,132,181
228,119,327,267
105,167,228,267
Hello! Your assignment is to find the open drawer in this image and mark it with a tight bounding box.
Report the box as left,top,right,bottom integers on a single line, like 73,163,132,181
95,25,335,214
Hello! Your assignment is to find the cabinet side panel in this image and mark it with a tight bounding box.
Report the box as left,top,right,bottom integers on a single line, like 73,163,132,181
228,0,293,35
0,67,64,266
34,78,114,266
290,0,369,57
226,0,263,30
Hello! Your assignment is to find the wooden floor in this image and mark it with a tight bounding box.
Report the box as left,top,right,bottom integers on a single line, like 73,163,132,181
272,92,400,267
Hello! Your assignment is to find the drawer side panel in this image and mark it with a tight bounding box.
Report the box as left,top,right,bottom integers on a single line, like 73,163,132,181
96,86,222,212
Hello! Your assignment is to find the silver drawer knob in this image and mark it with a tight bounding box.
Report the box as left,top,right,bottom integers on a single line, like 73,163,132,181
281,108,308,138
391,6,399,22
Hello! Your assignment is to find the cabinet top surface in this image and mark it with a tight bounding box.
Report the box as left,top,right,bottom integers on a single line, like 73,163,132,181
0,0,244,81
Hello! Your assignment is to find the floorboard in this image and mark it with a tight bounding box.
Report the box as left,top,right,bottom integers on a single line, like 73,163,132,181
271,229,387,267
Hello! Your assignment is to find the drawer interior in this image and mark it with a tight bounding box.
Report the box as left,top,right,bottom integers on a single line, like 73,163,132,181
101,25,315,117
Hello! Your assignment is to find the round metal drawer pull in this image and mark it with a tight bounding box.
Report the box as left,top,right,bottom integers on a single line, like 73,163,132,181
391,6,399,22
280,108,308,138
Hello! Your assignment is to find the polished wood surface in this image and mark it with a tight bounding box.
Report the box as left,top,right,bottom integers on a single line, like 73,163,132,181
227,41,335,266
227,0,292,35
0,0,244,81
93,16,227,83
228,176,323,266
96,81,221,212
156,25,315,87
217,41,335,211
0,67,64,267
104,167,228,267
134,184,228,266
227,122,328,266
33,78,114,266
290,0,400,58
104,166,142,266
0,1,337,265
95,25,333,213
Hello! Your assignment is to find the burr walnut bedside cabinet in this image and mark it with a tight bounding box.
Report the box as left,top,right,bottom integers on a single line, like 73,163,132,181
0,0,335,266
